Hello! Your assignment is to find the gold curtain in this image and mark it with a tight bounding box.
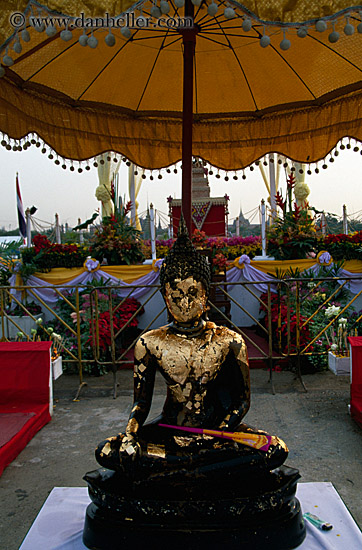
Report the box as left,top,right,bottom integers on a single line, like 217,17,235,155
2,75,362,170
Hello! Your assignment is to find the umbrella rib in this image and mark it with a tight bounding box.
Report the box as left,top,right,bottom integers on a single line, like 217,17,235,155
12,31,81,81
131,32,176,41
199,14,236,31
268,44,317,100
197,33,234,48
201,29,257,36
308,34,362,74
162,36,183,48
17,29,134,93
11,30,62,70
77,32,143,101
135,29,171,111
207,17,259,110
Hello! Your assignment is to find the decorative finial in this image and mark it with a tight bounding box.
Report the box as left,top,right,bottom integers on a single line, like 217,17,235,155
178,212,189,237
159,212,210,296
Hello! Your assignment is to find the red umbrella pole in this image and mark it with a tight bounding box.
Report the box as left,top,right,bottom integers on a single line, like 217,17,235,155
181,1,196,234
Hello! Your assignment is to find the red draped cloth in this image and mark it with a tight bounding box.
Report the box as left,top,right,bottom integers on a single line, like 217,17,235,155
0,342,52,476
348,337,362,430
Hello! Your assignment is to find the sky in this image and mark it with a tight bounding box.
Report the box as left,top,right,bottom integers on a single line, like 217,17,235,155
1,142,362,233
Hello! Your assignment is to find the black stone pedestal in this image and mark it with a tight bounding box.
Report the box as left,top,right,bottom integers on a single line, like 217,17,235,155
83,465,306,550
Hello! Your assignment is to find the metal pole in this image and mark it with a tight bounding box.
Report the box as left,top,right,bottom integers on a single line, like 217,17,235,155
25,208,31,247
129,163,136,227
78,218,84,244
225,202,228,236
321,212,326,236
236,215,240,236
55,213,61,244
269,153,277,222
149,203,156,260
343,204,348,234
261,199,267,256
181,0,196,234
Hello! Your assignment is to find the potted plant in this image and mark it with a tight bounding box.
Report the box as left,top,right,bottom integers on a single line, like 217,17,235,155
191,229,208,249
5,300,42,340
27,322,64,379
90,194,144,265
52,279,144,376
267,174,317,260
325,306,351,375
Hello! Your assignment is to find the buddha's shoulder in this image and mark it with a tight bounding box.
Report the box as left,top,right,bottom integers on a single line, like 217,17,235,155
206,321,245,343
135,326,170,348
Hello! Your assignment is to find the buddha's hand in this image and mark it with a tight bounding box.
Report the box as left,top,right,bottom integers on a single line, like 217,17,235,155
119,434,141,459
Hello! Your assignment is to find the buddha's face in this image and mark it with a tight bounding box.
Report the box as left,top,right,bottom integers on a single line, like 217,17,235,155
165,277,208,324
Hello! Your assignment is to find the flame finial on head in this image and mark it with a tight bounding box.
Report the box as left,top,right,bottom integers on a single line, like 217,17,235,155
160,212,210,296
177,212,189,238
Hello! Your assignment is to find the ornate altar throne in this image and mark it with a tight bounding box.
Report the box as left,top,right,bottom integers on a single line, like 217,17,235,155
168,159,229,237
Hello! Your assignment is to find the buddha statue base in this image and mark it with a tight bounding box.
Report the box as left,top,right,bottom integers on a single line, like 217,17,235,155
83,464,306,550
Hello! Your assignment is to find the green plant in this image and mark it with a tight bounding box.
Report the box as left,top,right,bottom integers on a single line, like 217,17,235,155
6,300,42,317
192,229,208,247
260,263,358,372
20,234,89,273
90,188,144,265
316,232,362,260
267,174,317,260
53,278,144,375
0,240,22,287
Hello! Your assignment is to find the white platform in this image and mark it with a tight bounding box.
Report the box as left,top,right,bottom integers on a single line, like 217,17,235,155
19,482,362,550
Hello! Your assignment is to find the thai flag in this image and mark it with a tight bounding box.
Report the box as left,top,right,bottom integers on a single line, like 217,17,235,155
16,174,26,240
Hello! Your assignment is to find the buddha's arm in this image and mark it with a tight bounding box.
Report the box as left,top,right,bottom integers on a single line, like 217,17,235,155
121,336,156,453
218,337,250,430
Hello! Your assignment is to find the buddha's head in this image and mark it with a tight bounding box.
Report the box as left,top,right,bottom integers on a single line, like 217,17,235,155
160,216,210,325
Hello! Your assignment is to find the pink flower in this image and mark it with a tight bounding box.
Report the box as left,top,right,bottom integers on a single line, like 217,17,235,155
70,310,85,323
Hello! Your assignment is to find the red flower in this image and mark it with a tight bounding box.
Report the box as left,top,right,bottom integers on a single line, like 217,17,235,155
275,191,285,210
286,173,296,189
124,201,132,216
87,298,143,351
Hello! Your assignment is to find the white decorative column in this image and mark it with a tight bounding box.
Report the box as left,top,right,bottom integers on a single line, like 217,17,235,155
269,154,277,222
25,208,31,248
149,204,156,260
253,199,275,261
343,205,348,234
55,213,61,244
321,212,327,236
129,163,136,227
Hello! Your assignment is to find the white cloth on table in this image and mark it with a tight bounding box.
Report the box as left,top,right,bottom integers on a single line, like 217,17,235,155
19,482,362,550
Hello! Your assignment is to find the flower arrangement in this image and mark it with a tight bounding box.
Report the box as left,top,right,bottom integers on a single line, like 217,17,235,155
0,240,21,289
90,199,144,266
324,306,352,357
212,252,228,274
191,229,208,247
90,298,141,352
267,174,317,260
259,263,360,372
6,300,42,317
259,291,312,355
29,318,65,360
142,235,262,261
317,231,362,260
207,237,229,275
53,279,144,375
21,234,89,273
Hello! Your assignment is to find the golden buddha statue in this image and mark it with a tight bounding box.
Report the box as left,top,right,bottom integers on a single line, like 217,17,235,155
83,217,306,550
